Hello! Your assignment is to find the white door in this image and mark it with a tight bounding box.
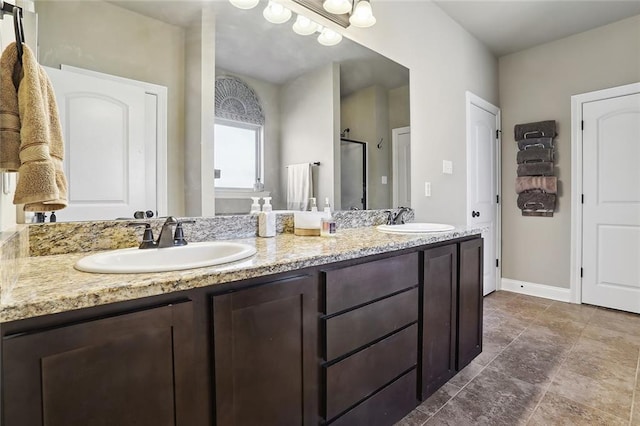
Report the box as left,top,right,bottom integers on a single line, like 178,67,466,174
466,94,499,296
45,67,149,221
392,127,411,208
582,92,640,313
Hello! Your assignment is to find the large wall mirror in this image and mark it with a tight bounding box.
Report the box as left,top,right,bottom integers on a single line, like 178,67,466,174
33,0,409,222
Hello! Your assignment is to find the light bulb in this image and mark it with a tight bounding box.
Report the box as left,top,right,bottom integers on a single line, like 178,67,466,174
349,0,376,28
322,0,352,15
292,15,319,36
317,28,342,46
263,1,292,24
229,0,260,9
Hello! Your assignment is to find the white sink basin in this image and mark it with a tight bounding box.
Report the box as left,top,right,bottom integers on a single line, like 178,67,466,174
377,223,455,234
75,241,257,274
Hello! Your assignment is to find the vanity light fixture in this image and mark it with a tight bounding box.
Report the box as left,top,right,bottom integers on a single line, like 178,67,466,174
229,0,377,46
263,1,292,24
349,0,376,28
322,0,352,15
292,14,320,35
317,26,342,46
229,0,260,10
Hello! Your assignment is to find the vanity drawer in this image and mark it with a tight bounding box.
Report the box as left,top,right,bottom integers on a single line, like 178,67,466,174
324,324,417,420
324,288,418,361
330,369,417,426
323,253,419,314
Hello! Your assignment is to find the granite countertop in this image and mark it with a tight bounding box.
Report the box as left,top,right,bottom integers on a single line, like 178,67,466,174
0,226,484,323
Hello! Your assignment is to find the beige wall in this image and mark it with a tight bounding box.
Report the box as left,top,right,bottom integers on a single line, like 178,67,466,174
280,63,339,209
36,0,186,216
499,15,640,288
389,84,410,131
184,7,216,217
343,1,499,225
214,69,282,213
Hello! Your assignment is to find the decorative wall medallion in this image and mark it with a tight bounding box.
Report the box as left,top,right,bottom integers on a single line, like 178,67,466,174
215,75,265,125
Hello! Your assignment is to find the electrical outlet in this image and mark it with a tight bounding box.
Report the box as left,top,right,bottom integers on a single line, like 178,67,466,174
424,182,431,197
381,176,387,185
442,160,453,174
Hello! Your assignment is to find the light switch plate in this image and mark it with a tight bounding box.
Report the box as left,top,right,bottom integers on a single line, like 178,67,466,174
425,182,431,197
381,176,387,185
442,160,453,174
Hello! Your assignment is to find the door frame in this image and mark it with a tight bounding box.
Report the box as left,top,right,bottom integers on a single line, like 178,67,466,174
465,91,501,293
569,82,640,304
392,126,410,208
60,64,169,217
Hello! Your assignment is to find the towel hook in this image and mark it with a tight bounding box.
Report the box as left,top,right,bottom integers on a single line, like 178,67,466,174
377,137,384,149
12,5,24,62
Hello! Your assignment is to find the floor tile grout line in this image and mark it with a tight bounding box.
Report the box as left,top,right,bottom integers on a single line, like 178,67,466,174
629,347,640,426
525,309,633,424
522,317,584,425
423,303,542,424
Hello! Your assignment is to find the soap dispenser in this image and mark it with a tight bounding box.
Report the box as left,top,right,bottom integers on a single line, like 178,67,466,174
309,197,318,212
323,197,331,215
250,197,261,214
258,197,276,237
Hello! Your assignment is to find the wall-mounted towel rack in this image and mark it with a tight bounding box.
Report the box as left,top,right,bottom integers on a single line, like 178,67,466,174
286,162,320,167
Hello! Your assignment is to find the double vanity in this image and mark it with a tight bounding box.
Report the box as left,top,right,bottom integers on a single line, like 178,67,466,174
0,215,483,426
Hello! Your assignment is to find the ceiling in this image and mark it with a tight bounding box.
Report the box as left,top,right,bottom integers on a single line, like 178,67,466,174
109,1,409,96
433,0,640,56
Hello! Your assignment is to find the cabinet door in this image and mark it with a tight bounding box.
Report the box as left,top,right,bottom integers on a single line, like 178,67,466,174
458,238,484,370
420,244,457,400
2,302,196,426
213,274,319,426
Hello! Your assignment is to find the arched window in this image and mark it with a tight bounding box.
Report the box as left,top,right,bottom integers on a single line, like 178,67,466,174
214,75,265,190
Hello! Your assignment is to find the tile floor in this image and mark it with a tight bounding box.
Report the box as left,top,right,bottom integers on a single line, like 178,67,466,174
397,290,640,425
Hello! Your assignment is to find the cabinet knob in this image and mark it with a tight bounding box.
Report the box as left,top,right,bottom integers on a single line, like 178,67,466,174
471,210,480,218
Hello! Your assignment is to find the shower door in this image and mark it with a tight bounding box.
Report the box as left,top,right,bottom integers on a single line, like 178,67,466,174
340,139,367,210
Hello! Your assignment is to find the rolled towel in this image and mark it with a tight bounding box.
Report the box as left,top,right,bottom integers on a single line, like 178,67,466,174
517,137,553,151
517,147,553,164
514,120,556,140
517,162,554,176
517,193,556,211
515,176,557,194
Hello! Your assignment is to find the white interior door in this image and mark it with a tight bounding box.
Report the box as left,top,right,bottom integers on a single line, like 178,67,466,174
45,67,149,221
582,91,640,313
392,127,411,208
467,94,499,296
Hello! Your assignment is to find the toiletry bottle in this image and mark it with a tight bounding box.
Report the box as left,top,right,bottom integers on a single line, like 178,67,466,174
323,197,331,215
321,198,336,237
258,197,276,237
309,197,318,212
250,197,261,214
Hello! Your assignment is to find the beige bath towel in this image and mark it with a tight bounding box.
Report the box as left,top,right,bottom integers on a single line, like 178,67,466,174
0,42,67,211
515,176,557,194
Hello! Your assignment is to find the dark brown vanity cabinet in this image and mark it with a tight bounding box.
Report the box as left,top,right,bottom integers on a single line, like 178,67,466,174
1,302,196,426
212,274,320,426
321,253,420,425
420,238,483,400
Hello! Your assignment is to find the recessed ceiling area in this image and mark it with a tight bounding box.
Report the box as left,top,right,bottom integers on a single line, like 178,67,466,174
434,0,640,56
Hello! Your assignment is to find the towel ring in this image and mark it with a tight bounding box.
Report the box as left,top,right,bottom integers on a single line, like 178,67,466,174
12,6,24,62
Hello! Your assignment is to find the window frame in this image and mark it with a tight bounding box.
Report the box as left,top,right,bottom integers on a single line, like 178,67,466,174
214,117,264,192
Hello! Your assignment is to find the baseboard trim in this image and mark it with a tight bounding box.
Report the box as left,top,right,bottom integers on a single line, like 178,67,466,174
500,278,572,303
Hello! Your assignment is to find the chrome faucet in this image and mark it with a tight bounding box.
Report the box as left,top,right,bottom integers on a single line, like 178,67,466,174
387,207,412,225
